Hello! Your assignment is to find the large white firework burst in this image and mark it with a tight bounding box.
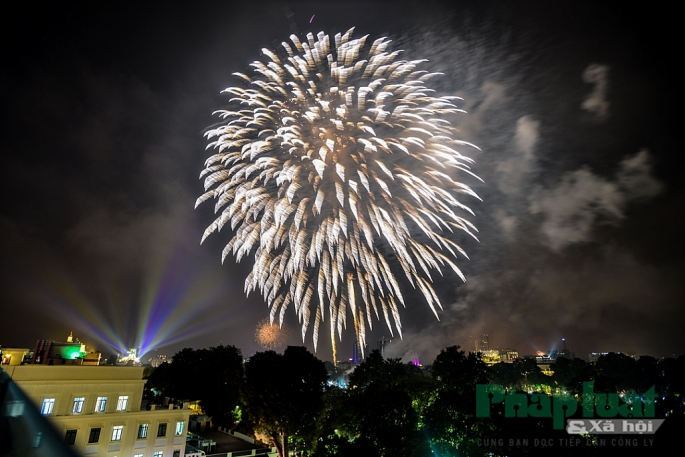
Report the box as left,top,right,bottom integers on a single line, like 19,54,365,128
197,28,480,363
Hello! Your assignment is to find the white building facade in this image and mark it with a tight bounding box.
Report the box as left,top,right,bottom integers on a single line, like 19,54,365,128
2,365,189,457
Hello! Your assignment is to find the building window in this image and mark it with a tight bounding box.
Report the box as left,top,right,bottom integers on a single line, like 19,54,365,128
95,396,107,412
137,423,149,439
116,396,128,411
173,450,180,457
157,423,167,437
134,454,144,457
64,429,77,445
111,425,123,441
40,398,55,415
88,428,101,443
72,397,85,414
175,421,184,436
153,452,163,457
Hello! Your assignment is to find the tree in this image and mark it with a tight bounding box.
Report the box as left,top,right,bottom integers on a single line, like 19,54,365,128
145,360,174,400
550,357,587,393
311,385,357,457
243,346,328,457
594,352,637,391
635,356,658,392
423,346,493,457
657,356,685,396
491,361,524,388
341,351,431,456
146,345,243,427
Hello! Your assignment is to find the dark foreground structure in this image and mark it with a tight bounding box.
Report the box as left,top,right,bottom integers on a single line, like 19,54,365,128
0,370,79,457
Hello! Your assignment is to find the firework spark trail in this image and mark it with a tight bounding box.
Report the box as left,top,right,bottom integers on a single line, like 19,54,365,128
197,28,480,362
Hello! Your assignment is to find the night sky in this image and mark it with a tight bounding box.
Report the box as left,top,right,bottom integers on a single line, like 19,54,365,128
1,1,683,364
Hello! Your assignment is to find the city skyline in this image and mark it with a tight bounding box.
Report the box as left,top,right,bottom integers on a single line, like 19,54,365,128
1,330,678,367
1,1,683,364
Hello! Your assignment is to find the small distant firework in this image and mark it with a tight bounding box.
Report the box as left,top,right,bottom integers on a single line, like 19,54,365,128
198,28,480,363
255,319,288,350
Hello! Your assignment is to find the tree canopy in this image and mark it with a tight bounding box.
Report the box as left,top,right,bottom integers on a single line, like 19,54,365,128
146,345,243,427
243,346,328,457
145,345,683,457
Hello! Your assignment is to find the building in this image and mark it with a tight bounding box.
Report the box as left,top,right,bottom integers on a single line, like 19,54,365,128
472,334,490,353
0,368,78,457
498,349,519,363
480,350,502,366
1,364,189,457
1,346,31,366
410,353,420,367
549,339,574,360
336,359,355,372
148,354,168,368
549,349,574,360
117,348,142,366
588,351,637,363
532,353,554,376
352,341,361,364
30,333,101,366
377,337,391,357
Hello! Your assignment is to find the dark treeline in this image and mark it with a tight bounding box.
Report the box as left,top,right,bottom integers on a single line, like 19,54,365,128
146,346,684,457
